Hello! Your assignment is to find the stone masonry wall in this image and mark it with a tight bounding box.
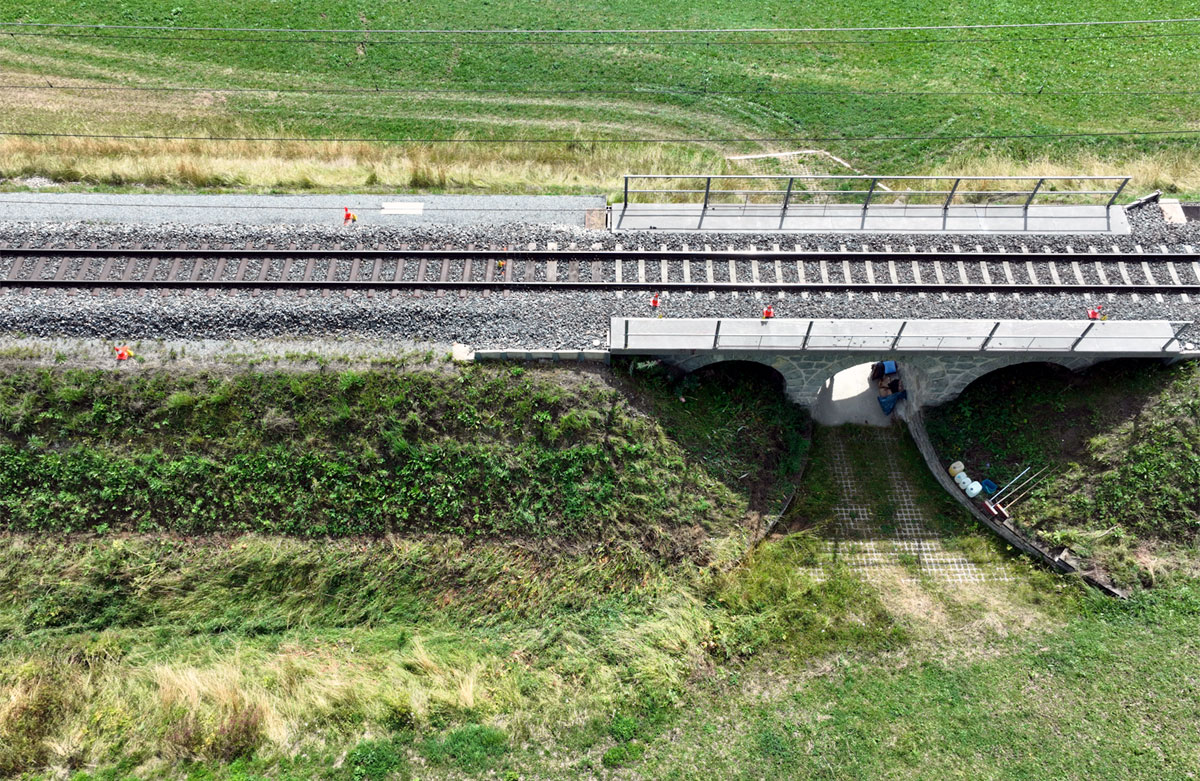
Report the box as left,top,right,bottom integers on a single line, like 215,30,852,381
665,350,1114,409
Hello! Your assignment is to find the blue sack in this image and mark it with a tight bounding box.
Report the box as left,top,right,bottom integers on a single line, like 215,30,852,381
878,389,907,415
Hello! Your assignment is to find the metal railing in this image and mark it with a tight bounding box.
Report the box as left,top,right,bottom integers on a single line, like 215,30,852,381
620,174,1131,217
614,318,1187,354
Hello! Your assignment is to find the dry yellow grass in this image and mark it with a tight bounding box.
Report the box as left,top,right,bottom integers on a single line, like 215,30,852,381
929,152,1200,197
0,135,724,194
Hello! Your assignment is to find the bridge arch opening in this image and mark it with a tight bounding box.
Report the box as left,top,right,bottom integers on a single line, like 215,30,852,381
811,361,901,427
681,359,788,394
942,357,1164,410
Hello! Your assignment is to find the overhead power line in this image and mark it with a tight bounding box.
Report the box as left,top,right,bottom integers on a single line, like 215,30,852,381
1,17,1198,34
7,30,1200,45
2,83,1199,98
2,129,1199,144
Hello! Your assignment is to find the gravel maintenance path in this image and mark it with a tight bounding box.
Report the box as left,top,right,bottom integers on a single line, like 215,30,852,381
0,194,606,227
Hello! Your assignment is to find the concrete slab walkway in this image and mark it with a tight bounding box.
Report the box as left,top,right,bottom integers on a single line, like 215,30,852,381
615,203,1131,234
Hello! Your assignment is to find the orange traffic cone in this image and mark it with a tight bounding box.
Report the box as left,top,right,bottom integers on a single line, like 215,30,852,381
762,304,775,320
115,345,131,360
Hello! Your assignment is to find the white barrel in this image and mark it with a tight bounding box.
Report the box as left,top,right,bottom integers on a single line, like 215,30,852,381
954,472,971,489
965,481,983,498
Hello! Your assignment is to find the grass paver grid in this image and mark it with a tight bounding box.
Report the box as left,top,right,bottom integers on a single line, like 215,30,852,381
817,427,1009,585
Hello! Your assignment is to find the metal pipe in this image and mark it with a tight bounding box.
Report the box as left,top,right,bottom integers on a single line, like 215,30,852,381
944,178,961,211
1107,177,1129,210
1023,178,1044,213
980,321,1002,351
996,466,1050,504
990,466,1031,500
1162,322,1190,352
863,178,878,212
1006,468,1058,507
1070,321,1097,352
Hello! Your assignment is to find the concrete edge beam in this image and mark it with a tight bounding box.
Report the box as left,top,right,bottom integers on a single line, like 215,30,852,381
472,349,610,363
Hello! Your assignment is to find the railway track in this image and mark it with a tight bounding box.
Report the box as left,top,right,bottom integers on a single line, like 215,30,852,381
2,246,1200,296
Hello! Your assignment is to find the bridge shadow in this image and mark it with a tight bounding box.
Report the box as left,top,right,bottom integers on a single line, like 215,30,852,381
616,358,810,516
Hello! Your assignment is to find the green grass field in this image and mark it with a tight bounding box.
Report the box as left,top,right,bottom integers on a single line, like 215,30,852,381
1,350,1199,778
1,2,1198,194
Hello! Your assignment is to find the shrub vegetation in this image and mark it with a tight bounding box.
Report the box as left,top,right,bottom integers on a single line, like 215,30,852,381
926,359,1200,587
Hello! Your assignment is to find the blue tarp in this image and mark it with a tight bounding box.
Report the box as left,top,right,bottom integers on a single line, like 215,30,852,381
882,360,898,375
878,389,908,415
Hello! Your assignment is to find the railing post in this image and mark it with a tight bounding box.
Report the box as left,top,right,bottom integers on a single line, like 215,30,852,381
622,175,629,215
1162,323,1189,352
782,177,795,212
862,177,878,212
1070,322,1096,352
980,321,1002,351
698,176,712,229
1107,177,1129,212
944,178,961,211
712,319,722,350
801,320,814,350
1023,178,1044,214
890,321,907,350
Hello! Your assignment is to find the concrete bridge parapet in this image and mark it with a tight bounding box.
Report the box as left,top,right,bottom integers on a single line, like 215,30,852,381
611,317,1191,409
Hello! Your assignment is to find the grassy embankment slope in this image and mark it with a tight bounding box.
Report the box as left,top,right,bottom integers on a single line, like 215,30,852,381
0,357,820,776
927,359,1200,590
0,2,1198,194
1,353,1199,778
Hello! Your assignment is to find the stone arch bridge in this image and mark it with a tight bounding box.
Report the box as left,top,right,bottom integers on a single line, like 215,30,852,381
610,317,1191,408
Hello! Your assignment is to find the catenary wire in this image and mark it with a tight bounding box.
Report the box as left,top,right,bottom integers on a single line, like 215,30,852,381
1,18,1199,34
1,129,1199,144
2,83,1199,97
7,30,1200,45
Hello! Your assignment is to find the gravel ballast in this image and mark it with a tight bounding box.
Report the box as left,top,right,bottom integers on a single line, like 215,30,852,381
0,206,1196,350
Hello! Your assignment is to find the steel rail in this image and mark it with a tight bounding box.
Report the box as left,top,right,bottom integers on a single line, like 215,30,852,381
5,279,1200,294
1,248,1197,262
2,248,1198,295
